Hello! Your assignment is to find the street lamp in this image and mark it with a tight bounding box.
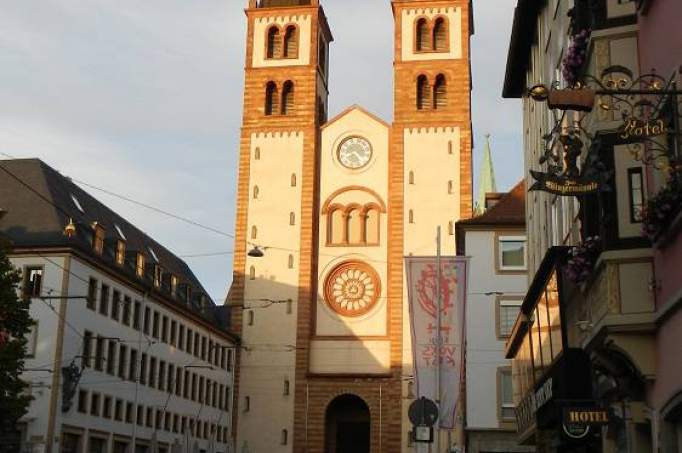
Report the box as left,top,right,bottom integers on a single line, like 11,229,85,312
247,246,264,258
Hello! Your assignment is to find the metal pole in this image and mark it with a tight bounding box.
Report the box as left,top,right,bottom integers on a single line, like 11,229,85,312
436,226,442,453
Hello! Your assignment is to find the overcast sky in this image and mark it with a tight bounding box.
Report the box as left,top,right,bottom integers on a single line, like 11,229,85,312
0,0,522,302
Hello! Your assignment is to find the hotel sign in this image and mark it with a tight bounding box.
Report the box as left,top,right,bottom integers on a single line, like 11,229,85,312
619,118,668,140
562,407,609,440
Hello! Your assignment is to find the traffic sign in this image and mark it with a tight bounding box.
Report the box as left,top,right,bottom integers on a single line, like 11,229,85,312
408,397,439,427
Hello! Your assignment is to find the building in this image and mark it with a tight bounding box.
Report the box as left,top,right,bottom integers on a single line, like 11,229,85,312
502,0,668,451
637,1,682,450
0,159,238,453
227,0,473,452
456,181,534,453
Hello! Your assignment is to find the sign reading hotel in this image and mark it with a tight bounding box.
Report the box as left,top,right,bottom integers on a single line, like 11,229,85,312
619,118,668,140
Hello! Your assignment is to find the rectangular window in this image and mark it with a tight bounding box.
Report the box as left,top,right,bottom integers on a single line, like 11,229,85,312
136,405,144,426
225,386,231,412
156,410,162,430
628,168,645,223
23,266,43,298
152,312,160,339
159,360,167,391
99,284,109,316
93,225,105,255
175,367,182,397
78,390,88,413
125,402,133,423
186,329,192,352
167,364,174,392
149,357,157,388
90,392,100,416
118,344,127,379
114,399,123,421
111,289,120,321
497,298,523,338
146,407,153,428
499,368,515,422
87,278,97,310
129,349,138,382
94,336,104,371
170,320,177,346
82,330,93,368
133,301,141,330
161,316,168,343
122,296,131,326
198,376,205,403
136,253,146,278
102,396,112,419
106,340,116,375
183,370,190,399
140,354,147,385
226,348,233,371
201,336,207,360
115,240,126,266
194,334,200,357
143,307,151,335
191,373,197,401
178,325,185,351
498,236,527,271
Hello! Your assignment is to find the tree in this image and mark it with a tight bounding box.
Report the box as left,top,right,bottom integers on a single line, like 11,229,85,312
0,238,33,446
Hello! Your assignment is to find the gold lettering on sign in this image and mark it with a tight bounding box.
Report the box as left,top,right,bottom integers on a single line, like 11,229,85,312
620,118,667,140
567,410,609,424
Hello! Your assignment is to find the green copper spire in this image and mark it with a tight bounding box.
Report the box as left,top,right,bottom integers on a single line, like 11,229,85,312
475,134,497,214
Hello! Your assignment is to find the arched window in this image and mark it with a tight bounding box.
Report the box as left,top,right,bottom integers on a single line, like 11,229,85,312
281,429,288,445
416,18,430,52
448,181,453,194
253,185,259,199
265,82,278,116
289,212,296,226
409,171,415,185
290,173,297,187
247,310,254,325
267,26,281,59
448,221,454,235
409,209,415,224
249,266,256,281
417,75,430,110
288,254,294,269
433,74,447,109
448,141,453,154
283,26,298,58
254,147,261,160
365,208,380,244
329,208,345,244
346,208,363,244
433,17,447,51
251,226,257,240
281,81,294,115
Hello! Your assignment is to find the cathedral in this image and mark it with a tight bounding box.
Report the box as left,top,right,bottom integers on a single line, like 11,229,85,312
228,1,473,452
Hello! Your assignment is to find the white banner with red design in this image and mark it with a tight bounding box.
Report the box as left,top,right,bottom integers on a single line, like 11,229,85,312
406,256,468,429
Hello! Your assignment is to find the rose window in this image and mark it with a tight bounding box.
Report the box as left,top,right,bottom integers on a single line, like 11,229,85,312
324,262,381,317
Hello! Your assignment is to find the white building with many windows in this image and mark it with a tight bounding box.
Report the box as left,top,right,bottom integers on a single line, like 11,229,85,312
0,159,238,453
456,181,533,453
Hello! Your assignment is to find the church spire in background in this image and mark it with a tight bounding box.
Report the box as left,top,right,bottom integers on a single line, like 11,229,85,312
475,134,497,215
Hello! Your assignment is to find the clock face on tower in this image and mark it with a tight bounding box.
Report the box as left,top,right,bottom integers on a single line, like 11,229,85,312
337,136,372,169
324,261,381,317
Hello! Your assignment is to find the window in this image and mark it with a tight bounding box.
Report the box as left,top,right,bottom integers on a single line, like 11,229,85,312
170,320,177,346
265,82,278,116
186,329,193,352
409,171,415,185
149,357,157,388
266,26,281,59
102,396,112,419
94,336,104,371
118,344,127,379
201,336,207,360
167,363,174,391
126,402,133,423
288,254,294,269
153,311,160,339
115,240,126,265
448,140,453,154
78,390,88,413
93,224,105,255
111,289,120,321
23,267,43,298
289,212,296,225
90,392,100,416
281,429,288,445
171,275,179,297
346,208,363,244
247,310,254,326
417,75,430,110
87,278,97,310
244,396,250,412
106,340,116,375
143,307,151,335
114,399,123,421
416,18,429,51
286,299,293,314
82,330,93,368
281,81,294,115
175,367,183,396
329,208,345,244
178,325,185,351
136,253,145,278
129,349,138,382
153,265,161,288
497,298,523,338
447,180,453,194
283,379,290,396
146,407,153,427
162,316,168,343
136,405,144,426
409,209,415,224
253,185,259,199
249,266,256,280
433,74,447,109
498,236,527,271
283,26,298,58
628,168,645,223
291,173,297,187
365,208,380,244
122,296,131,326
433,17,448,51
499,368,515,421
251,226,258,240
448,221,454,236
133,301,141,330
140,354,147,385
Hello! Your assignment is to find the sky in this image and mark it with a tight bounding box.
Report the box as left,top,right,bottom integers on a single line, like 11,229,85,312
0,0,523,302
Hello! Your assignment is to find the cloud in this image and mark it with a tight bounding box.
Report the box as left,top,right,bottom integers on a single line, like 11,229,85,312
0,0,523,301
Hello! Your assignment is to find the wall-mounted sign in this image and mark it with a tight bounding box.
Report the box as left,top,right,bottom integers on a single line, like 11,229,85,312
562,407,609,441
619,118,668,140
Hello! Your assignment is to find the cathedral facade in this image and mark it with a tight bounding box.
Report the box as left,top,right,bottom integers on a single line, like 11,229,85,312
228,1,473,452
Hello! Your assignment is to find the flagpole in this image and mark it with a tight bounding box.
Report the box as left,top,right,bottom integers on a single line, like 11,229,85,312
436,226,442,453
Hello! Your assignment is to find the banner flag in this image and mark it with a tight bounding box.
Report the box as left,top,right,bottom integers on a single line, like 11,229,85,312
406,256,468,429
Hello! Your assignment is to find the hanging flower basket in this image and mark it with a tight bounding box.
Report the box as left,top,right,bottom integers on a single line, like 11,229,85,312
562,29,591,87
641,169,682,244
565,236,602,286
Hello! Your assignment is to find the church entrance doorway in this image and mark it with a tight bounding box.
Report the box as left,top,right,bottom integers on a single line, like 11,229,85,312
325,394,371,453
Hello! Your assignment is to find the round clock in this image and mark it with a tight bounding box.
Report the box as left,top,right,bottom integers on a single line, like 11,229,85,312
324,261,381,317
338,136,372,169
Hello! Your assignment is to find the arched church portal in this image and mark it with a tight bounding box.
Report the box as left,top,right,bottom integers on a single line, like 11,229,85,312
325,394,370,453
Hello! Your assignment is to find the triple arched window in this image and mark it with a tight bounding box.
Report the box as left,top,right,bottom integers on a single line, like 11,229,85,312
265,81,295,116
417,74,448,110
415,16,449,52
266,25,299,59
327,204,381,246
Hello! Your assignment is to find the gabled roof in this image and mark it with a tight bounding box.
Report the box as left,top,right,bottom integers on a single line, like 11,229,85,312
0,159,231,333
321,104,391,131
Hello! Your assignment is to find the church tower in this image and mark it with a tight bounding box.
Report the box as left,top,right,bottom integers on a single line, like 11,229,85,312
230,1,331,452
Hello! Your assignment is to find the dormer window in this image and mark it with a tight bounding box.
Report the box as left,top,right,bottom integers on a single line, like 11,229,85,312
153,265,162,288
115,240,126,266
171,275,178,297
185,286,192,304
136,253,146,278
92,223,105,255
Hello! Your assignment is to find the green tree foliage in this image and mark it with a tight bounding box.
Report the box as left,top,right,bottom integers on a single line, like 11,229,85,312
0,238,33,437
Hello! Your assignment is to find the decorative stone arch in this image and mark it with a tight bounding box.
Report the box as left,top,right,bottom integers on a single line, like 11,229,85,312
324,392,372,453
321,186,387,214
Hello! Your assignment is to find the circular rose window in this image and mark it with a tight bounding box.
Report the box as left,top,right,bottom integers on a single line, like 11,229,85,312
324,261,381,317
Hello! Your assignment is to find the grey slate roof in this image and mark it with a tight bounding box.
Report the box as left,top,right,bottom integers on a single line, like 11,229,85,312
0,158,232,335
